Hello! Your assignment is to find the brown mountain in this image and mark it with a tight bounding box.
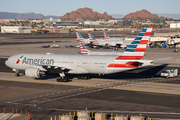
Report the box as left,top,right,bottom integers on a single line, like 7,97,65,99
123,9,168,20
60,7,113,20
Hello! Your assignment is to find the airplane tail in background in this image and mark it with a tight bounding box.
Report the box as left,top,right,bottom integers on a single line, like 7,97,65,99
88,33,96,41
104,31,110,39
76,32,85,42
88,33,99,45
79,41,89,55
115,25,153,60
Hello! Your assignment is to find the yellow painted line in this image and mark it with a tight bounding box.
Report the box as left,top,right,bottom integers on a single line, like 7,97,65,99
176,59,180,63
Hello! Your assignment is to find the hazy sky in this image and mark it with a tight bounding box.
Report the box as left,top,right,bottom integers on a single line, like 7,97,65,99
0,0,179,16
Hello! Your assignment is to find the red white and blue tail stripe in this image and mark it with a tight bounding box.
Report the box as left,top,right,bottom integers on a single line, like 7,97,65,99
88,33,99,44
104,31,110,39
76,32,85,42
107,25,153,68
115,25,153,60
79,40,89,55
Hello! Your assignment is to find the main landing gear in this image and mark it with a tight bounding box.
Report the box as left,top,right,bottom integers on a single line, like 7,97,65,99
77,75,90,80
57,77,69,82
57,72,70,82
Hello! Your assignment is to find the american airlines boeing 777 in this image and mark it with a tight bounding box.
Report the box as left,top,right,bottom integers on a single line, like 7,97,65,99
6,25,158,82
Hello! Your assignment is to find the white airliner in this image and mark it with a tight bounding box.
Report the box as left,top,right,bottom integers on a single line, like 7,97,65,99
79,40,123,55
3,29,17,34
103,31,133,49
88,33,125,48
5,25,169,82
76,32,125,48
103,31,124,41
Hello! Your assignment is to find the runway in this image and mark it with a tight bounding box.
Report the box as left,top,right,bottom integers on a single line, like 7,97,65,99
1,33,180,120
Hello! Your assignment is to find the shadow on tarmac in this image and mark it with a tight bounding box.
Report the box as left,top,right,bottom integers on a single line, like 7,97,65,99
35,64,169,81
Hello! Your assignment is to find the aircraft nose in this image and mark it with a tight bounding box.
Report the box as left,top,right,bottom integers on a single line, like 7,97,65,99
5,59,10,67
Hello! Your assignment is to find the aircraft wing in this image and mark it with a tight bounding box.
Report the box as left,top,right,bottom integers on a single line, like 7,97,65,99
42,64,73,71
152,57,172,62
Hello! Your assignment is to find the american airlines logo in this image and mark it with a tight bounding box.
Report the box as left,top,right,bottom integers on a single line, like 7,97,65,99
16,55,24,64
22,57,54,65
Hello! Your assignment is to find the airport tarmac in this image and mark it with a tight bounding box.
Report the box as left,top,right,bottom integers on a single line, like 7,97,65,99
0,33,180,120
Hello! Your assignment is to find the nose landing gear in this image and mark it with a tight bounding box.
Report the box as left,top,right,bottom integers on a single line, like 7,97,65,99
13,69,19,77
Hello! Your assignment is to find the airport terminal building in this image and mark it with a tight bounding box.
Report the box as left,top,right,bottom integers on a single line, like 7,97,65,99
1,26,32,33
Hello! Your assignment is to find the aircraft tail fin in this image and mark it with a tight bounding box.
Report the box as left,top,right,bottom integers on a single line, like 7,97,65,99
104,31,110,39
76,32,85,42
79,41,89,54
115,25,153,60
88,33,96,41
88,33,99,45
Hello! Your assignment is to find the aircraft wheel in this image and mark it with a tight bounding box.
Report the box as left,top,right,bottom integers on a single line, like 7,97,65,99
64,77,69,82
57,77,61,82
84,76,88,80
61,78,65,82
15,73,19,77
80,75,84,79
56,78,59,82
77,76,81,79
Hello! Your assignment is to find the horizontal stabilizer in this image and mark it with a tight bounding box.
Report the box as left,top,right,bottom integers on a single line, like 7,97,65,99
153,57,172,62
126,61,143,66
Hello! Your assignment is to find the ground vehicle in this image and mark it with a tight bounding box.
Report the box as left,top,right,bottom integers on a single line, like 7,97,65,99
161,69,178,78
50,44,59,48
42,45,50,48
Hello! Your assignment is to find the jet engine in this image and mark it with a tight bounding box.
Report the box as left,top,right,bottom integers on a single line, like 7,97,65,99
25,67,43,78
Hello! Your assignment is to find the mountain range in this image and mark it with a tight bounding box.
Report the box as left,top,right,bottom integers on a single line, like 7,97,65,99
60,7,113,20
0,12,60,19
0,8,180,20
111,13,180,20
123,9,169,20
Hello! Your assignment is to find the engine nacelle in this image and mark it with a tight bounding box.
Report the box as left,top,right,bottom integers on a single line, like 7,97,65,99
25,67,42,78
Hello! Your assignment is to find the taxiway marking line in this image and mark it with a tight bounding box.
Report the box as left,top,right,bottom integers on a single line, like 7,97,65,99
110,88,180,96
133,84,180,89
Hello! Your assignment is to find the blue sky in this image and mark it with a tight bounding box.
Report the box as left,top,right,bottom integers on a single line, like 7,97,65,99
0,0,179,16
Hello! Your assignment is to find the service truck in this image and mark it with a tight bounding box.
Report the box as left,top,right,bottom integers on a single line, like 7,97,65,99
161,69,178,78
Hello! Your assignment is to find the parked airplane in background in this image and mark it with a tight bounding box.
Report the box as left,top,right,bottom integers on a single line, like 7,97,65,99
88,33,124,48
104,31,124,40
3,29,17,34
76,32,90,44
76,32,129,49
79,41,122,55
6,25,170,82
104,31,134,49
104,31,110,39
